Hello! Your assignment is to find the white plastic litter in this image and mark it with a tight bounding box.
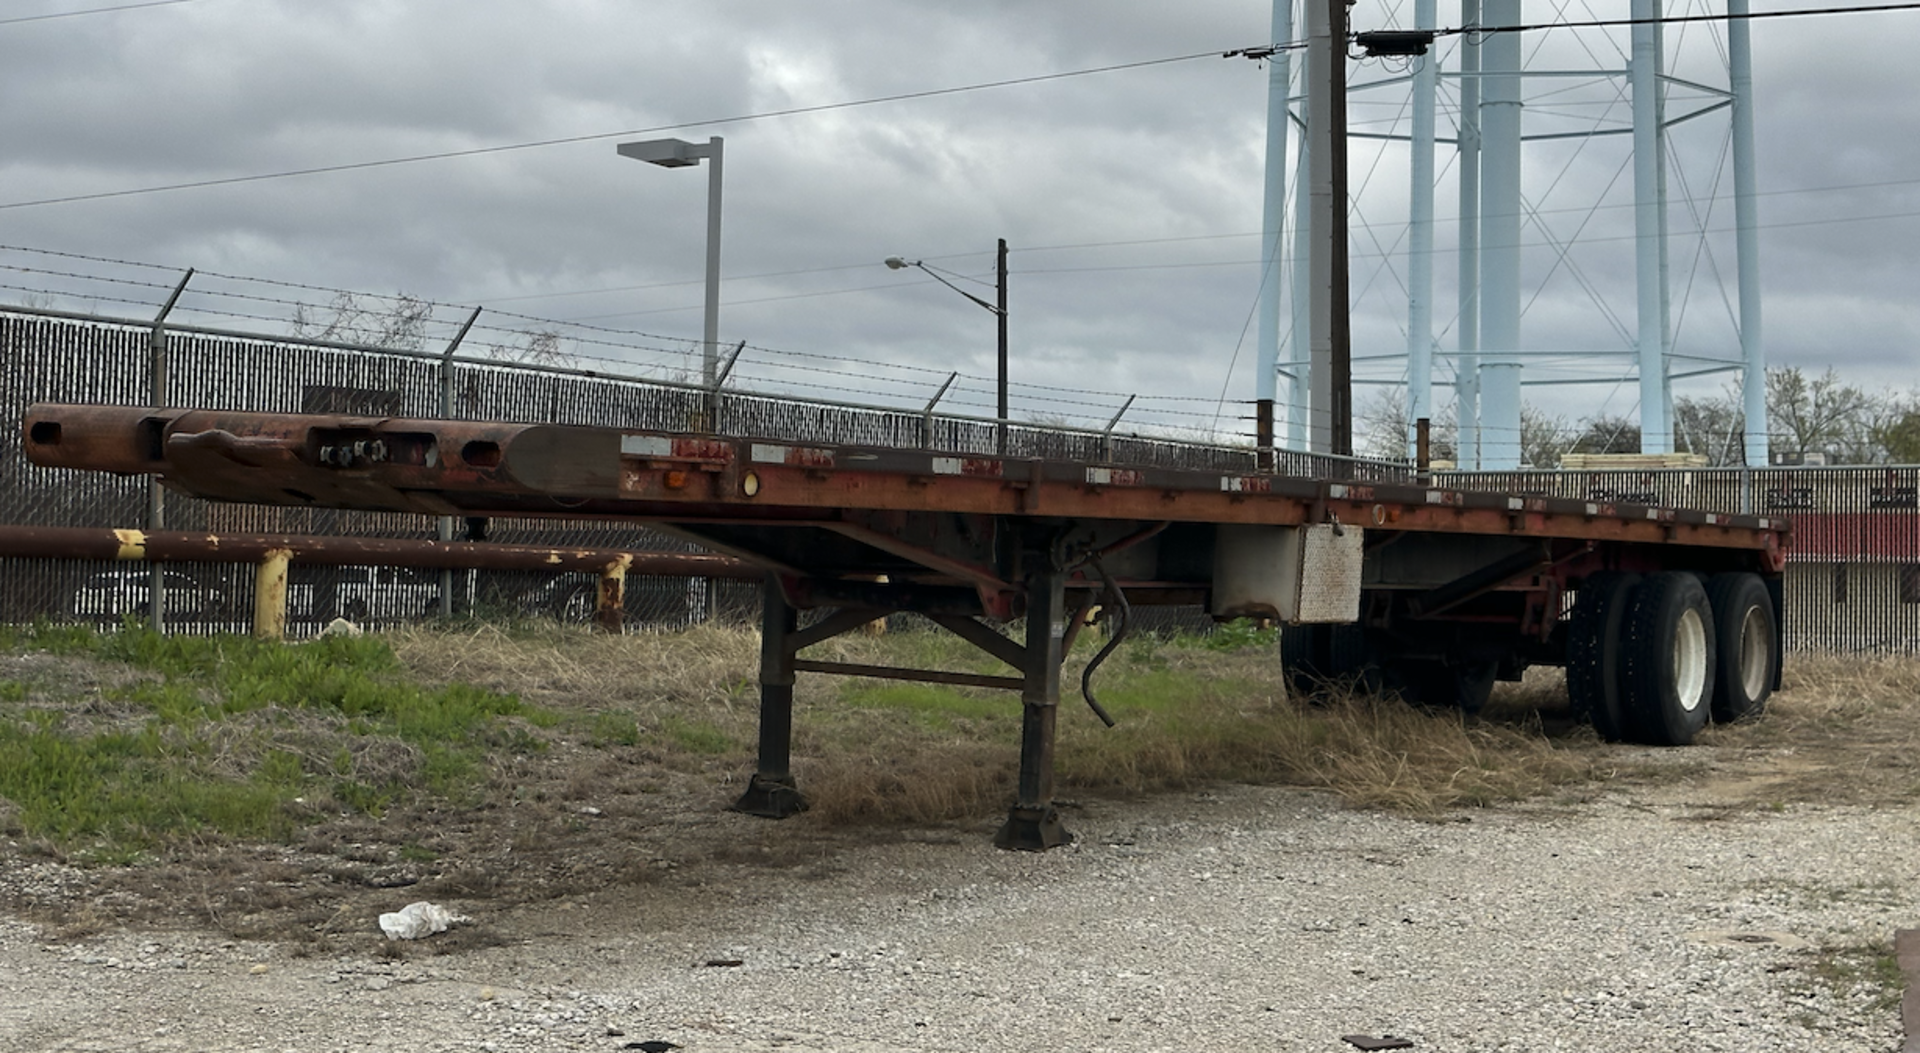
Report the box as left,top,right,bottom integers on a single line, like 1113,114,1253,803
378,901,464,940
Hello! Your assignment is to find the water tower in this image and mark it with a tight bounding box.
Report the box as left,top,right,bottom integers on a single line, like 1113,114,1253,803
1254,0,1765,470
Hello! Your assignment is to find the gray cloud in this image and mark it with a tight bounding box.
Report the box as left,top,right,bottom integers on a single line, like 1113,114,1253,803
3,1,1918,439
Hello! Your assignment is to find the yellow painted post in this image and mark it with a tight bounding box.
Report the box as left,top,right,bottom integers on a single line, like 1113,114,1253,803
594,554,631,635
254,549,292,641
862,573,888,636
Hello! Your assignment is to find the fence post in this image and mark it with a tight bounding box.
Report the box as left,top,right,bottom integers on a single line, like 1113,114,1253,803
922,372,958,450
1256,397,1274,472
438,307,482,619
147,269,193,634
1102,395,1135,463
704,340,745,435
254,549,292,641
1416,417,1432,483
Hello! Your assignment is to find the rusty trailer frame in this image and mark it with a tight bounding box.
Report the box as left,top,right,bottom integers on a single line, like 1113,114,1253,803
23,404,1790,849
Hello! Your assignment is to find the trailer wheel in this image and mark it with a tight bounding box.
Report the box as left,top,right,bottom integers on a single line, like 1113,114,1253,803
1278,623,1371,699
1381,658,1497,715
1705,573,1777,724
1621,572,1715,746
1566,572,1640,742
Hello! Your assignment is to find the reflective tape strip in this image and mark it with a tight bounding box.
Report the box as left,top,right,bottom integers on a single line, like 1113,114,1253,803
620,435,673,458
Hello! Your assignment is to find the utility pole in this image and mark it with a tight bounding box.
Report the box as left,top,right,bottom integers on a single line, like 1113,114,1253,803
1307,0,1353,456
997,237,1009,455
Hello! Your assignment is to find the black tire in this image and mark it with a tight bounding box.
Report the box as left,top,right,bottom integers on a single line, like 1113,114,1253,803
1278,623,1320,697
1278,623,1372,699
554,583,595,623
1382,657,1497,714
1705,573,1777,724
1620,572,1716,746
1566,572,1641,742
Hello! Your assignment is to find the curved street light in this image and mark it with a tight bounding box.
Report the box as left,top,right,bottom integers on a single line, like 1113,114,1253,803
618,135,724,387
885,240,1009,453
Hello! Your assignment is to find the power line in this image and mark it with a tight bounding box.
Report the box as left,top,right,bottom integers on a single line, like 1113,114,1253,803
0,0,201,27
0,48,1231,212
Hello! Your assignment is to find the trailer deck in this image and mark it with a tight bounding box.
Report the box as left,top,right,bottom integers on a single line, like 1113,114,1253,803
24,403,1790,848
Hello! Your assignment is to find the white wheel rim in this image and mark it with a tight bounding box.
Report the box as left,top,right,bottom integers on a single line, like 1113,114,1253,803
1737,606,1770,700
1673,607,1708,711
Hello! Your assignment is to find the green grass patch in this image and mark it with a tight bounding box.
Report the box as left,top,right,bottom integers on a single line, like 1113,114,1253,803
0,624,547,856
0,712,294,848
1172,617,1280,653
839,681,1013,730
0,621,98,656
583,710,643,747
659,715,736,755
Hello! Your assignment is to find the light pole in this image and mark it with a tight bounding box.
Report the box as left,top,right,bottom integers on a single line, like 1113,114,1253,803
617,135,724,386
885,239,1008,454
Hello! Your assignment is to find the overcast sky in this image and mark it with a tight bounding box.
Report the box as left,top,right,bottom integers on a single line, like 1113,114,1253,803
3,1,1918,449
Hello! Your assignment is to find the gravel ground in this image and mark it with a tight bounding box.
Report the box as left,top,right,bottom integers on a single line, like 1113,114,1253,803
1,775,1914,1053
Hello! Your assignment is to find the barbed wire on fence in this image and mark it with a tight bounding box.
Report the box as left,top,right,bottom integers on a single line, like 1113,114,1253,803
0,243,1246,439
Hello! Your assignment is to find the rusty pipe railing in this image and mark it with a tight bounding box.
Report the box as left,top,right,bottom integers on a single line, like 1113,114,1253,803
0,525,761,640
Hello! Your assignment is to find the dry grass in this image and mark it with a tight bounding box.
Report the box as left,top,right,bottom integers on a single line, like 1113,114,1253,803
1688,651,1920,806
335,625,1920,823
387,621,759,711
11,622,1919,949
382,623,1619,823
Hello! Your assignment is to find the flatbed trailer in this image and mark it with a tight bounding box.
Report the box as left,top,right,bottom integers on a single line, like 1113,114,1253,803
23,403,1790,849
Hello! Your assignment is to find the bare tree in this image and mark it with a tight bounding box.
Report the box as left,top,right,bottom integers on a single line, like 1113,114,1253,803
1566,414,1642,457
1519,404,1571,468
1871,392,1920,464
1672,390,1746,466
1356,389,1456,463
1767,366,1881,464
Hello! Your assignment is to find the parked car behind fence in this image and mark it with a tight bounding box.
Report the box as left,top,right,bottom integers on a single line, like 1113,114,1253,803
68,568,217,623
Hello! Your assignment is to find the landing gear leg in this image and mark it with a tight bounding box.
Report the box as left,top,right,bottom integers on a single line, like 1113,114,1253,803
995,554,1073,851
733,576,809,818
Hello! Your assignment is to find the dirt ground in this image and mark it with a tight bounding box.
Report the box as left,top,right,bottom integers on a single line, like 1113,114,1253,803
1,650,1916,1052
0,676,1884,958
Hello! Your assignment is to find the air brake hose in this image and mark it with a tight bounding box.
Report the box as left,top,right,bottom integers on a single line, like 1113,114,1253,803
1078,558,1129,728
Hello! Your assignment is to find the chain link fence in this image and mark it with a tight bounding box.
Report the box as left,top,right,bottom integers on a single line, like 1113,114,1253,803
8,306,1916,650
1,308,1309,636
1444,465,1920,651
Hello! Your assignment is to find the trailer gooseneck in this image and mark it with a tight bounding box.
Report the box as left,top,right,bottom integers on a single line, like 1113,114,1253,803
23,403,1788,849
